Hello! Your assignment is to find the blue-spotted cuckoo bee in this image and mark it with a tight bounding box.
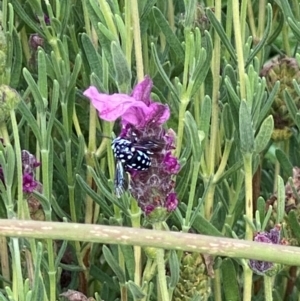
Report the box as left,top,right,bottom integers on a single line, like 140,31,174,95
111,134,161,197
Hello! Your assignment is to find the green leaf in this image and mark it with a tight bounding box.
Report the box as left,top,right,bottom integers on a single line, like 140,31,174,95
185,111,205,161
76,174,113,217
10,29,22,88
190,32,213,97
193,213,224,237
257,81,279,126
127,281,146,300
10,0,44,36
168,250,180,289
275,149,293,178
222,103,234,140
199,95,212,138
103,245,126,284
23,69,45,114
257,197,266,230
276,176,285,224
151,44,180,104
245,4,272,67
284,90,300,130
152,7,185,63
120,245,135,280
31,243,44,301
17,100,42,144
225,77,240,133
221,258,240,301
239,100,254,153
254,115,273,153
207,9,237,63
111,41,131,93
287,210,300,243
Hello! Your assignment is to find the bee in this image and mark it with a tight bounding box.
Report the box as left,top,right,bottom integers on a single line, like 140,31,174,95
111,135,162,197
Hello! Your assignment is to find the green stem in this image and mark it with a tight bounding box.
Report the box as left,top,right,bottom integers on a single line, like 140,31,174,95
205,0,221,219
154,222,169,301
213,268,222,301
131,0,144,81
264,275,273,301
247,1,256,38
240,0,248,44
232,0,246,100
243,153,253,241
184,161,200,230
175,102,188,158
243,266,253,301
131,200,142,286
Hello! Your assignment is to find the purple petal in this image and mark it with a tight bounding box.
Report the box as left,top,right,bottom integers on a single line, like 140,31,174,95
84,86,151,122
131,76,153,105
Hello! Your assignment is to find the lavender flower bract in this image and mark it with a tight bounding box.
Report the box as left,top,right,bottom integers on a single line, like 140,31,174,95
84,77,180,219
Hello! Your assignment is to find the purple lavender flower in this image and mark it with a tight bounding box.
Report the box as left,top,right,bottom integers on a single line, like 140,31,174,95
84,77,180,218
22,173,38,193
21,150,40,193
249,225,282,276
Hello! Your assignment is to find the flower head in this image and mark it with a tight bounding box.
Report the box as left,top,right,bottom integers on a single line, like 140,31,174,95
84,77,180,219
249,225,282,276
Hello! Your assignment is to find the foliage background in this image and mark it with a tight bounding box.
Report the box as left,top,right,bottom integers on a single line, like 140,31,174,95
1,0,300,300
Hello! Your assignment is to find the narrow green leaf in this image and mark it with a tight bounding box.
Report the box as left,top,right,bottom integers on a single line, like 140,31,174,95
222,103,234,140
31,243,43,301
257,197,266,230
239,100,254,153
275,149,293,178
151,43,180,103
257,81,279,126
127,281,146,300
152,7,185,63
103,245,126,284
10,29,22,88
225,77,240,133
111,41,131,92
76,174,113,217
245,4,272,67
17,100,42,144
190,32,213,97
287,210,300,243
284,90,298,124
23,68,45,114
168,250,180,289
193,213,224,237
199,95,212,138
120,245,135,280
254,115,273,153
276,176,285,224
81,33,104,84
10,0,43,36
221,258,240,301
185,111,205,161
261,205,273,231
207,9,237,62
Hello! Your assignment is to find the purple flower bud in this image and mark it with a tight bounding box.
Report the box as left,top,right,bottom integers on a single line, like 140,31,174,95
249,226,282,275
165,192,178,212
163,152,180,174
23,173,38,193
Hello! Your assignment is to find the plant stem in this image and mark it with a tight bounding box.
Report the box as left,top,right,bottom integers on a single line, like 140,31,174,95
131,0,144,81
232,0,246,99
154,222,169,301
264,275,273,301
206,0,222,219
131,200,142,286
